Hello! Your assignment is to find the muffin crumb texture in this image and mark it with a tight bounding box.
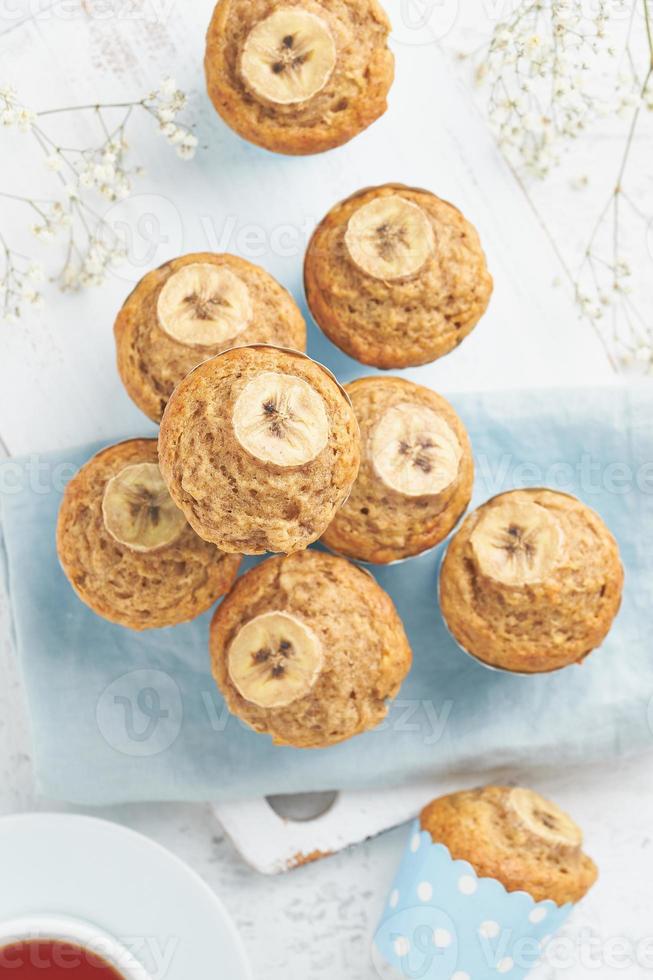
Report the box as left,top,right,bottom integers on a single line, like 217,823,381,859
158,345,360,555
210,550,413,747
204,0,395,155
420,786,598,905
114,252,306,422
304,183,493,368
56,439,241,630
440,488,623,673
322,376,474,563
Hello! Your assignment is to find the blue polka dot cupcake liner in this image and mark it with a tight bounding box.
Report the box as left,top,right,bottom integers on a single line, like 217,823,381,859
372,820,573,980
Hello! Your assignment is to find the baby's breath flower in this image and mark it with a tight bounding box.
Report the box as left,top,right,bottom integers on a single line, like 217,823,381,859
169,127,187,146
27,262,43,281
46,153,63,171
160,76,177,97
16,107,36,131
479,0,617,177
1,78,196,320
177,143,196,160
31,224,54,241
157,106,177,123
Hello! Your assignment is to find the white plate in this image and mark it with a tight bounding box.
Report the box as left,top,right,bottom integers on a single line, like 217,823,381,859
0,813,252,980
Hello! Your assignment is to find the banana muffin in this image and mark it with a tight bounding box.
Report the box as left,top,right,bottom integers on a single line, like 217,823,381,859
420,785,598,905
304,183,493,368
210,550,412,747
158,345,360,555
204,0,394,155
440,488,624,673
322,376,474,563
56,439,241,630
114,252,307,423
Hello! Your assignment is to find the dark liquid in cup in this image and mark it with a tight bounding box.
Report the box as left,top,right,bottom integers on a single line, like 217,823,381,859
0,941,126,977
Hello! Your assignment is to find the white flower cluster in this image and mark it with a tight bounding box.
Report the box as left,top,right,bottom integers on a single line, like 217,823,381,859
471,0,653,374
0,77,198,319
576,236,652,371
478,0,633,178
66,137,134,203
0,85,36,132
0,247,43,322
145,77,198,160
30,200,73,240
59,235,128,292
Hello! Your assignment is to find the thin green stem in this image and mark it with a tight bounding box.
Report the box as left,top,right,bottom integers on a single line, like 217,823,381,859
644,0,653,64
37,99,143,117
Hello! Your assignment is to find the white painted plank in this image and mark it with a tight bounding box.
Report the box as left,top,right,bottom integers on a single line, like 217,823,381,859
0,0,613,455
0,8,651,980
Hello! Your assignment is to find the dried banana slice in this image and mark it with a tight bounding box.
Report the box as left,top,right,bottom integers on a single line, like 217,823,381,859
470,497,565,587
241,8,337,106
228,611,323,708
508,787,583,849
102,462,186,552
157,263,253,347
232,370,329,467
371,402,462,497
345,195,436,280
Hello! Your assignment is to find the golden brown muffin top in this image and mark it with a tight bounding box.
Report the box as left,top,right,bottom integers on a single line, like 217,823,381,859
56,439,241,630
304,183,493,368
114,252,306,423
210,550,412,747
205,0,394,155
439,488,623,673
158,345,360,555
420,786,598,905
322,376,474,563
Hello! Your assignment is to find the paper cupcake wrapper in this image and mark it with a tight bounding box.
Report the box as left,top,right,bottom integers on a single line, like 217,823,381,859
373,821,573,980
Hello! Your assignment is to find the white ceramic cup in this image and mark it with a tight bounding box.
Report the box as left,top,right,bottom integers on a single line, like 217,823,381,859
0,915,152,979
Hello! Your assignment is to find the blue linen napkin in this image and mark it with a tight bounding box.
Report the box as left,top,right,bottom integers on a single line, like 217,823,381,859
1,385,651,805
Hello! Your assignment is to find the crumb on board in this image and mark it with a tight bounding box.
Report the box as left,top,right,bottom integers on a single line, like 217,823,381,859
287,849,333,869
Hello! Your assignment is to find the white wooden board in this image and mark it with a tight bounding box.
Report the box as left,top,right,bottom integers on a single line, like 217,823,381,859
0,0,614,458
0,0,616,876
3,5,653,980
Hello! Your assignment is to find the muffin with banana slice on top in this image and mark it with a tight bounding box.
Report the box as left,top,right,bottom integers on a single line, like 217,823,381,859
56,439,241,630
114,252,306,423
304,183,493,368
204,0,395,155
420,785,598,905
209,549,412,747
439,488,624,673
322,376,474,563
158,345,360,555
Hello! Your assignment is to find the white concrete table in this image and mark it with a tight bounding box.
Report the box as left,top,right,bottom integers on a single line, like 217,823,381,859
0,2,651,977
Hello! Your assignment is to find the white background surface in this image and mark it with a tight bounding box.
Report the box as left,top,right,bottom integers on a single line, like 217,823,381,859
0,1,651,978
